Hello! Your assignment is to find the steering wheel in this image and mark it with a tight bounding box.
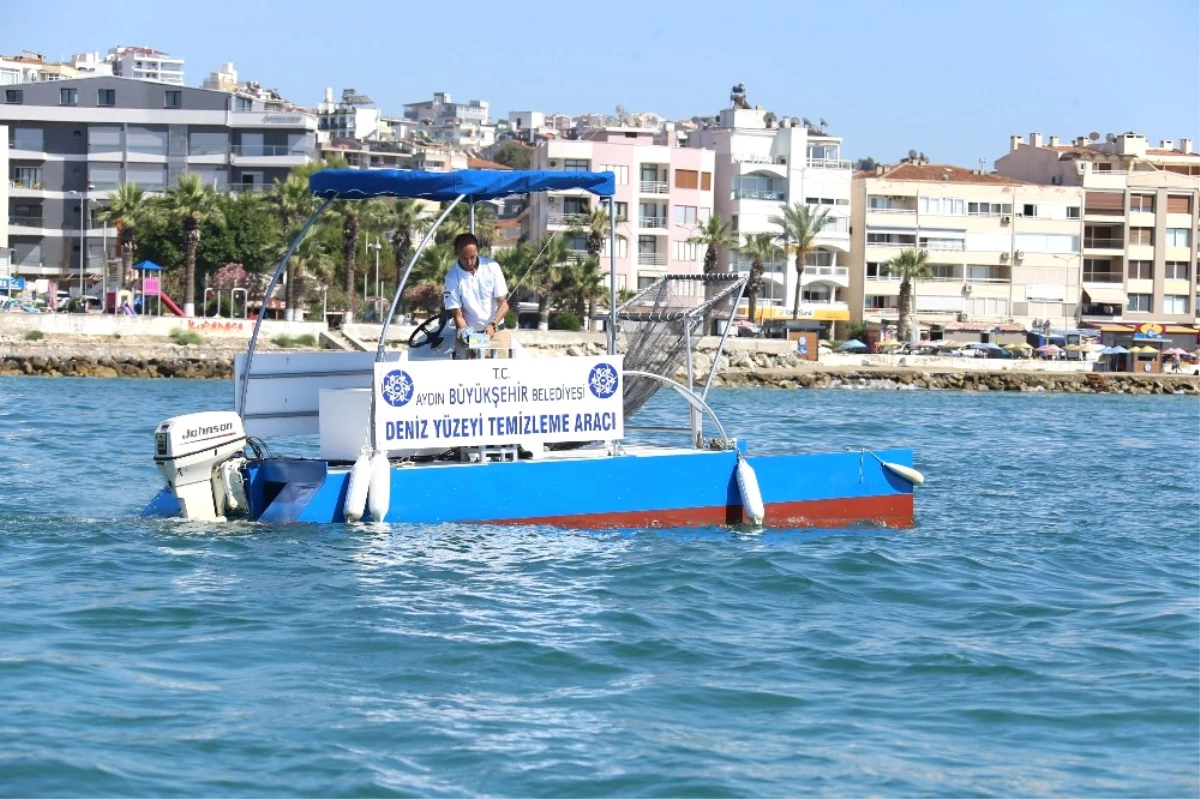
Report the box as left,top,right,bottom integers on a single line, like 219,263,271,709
408,311,450,349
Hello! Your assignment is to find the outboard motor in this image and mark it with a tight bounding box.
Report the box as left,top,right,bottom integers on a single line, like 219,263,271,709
154,411,249,521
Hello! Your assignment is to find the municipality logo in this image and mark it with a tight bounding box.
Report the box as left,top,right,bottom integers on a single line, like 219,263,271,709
587,362,619,399
381,369,415,407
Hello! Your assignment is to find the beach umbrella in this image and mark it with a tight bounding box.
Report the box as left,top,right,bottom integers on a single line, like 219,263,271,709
1107,345,1129,354
877,340,904,349
1035,344,1062,354
837,339,868,352
1162,347,1188,357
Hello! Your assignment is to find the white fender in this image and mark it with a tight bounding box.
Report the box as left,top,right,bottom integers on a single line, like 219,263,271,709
736,455,765,525
881,461,925,486
367,449,391,522
220,459,248,514
343,445,371,523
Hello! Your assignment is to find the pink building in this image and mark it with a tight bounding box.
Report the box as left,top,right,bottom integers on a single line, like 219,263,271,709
527,128,716,292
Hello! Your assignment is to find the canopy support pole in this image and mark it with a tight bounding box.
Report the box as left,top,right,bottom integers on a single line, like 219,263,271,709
607,197,617,355
375,194,465,361
238,196,334,420
468,199,475,235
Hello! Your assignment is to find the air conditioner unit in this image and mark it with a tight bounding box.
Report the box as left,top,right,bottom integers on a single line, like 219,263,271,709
1000,252,1010,261
963,284,974,294
957,312,970,322
549,160,558,167
1015,250,1025,259
1001,215,1011,224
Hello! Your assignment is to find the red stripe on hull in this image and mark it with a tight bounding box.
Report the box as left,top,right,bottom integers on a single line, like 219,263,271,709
470,493,914,530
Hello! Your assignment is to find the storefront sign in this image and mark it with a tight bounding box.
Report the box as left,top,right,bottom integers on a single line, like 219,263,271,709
373,355,624,448
1025,283,1067,302
1133,323,1164,340
0,277,26,291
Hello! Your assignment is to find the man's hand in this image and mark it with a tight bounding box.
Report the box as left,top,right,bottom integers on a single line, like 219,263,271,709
458,326,473,344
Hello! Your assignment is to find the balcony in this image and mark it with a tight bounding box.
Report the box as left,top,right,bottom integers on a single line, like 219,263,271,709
547,213,589,227
9,214,44,228
188,144,231,157
801,265,850,287
229,182,272,194
921,240,966,251
806,158,853,170
232,144,309,157
1082,272,1123,284
731,153,782,165
733,190,786,201
639,180,668,194
8,179,45,191
637,252,667,266
1083,237,1124,251
639,216,668,229
866,204,916,214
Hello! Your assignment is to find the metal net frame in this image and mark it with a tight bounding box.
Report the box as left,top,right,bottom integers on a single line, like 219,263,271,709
616,273,747,418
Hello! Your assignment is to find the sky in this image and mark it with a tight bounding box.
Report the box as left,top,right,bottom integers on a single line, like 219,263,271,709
4,0,1198,167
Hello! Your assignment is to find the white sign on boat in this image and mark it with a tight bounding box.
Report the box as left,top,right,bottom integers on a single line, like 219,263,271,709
372,355,625,448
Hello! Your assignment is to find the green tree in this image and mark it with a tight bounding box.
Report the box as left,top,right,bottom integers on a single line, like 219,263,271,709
438,202,497,248
531,237,572,330
884,248,932,343
736,232,783,325
196,193,282,277
269,174,319,320
686,215,737,275
769,202,831,320
568,206,612,258
389,199,430,305
333,198,391,322
159,174,226,315
490,141,533,170
96,183,156,280
855,156,878,172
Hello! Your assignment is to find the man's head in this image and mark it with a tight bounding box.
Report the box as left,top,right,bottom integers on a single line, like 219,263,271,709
454,233,480,272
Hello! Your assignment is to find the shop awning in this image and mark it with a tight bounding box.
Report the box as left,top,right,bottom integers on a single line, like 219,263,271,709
1083,286,1127,305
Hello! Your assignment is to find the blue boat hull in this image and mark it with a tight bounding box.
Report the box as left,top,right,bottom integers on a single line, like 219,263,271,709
141,447,916,529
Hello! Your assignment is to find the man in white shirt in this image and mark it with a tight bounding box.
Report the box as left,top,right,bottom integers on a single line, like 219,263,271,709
443,232,511,359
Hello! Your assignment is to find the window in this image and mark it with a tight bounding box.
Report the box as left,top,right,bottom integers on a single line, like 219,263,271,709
599,164,628,185
731,215,738,231
865,262,897,280
127,126,167,155
1166,228,1191,247
11,127,43,150
60,88,78,106
562,158,589,171
1129,228,1154,246
674,205,697,225
968,201,1007,215
96,89,115,107
1130,194,1154,213
88,126,123,153
1166,261,1190,280
966,297,1010,316
1127,261,1153,280
699,207,711,223
1166,194,1192,215
674,241,699,261
1022,203,1037,217
867,232,916,246
1126,293,1151,312
675,169,698,189
613,201,628,221
1066,206,1080,219
189,130,228,156
700,171,712,191
1164,295,1190,314
88,163,122,189
865,295,898,310
929,264,958,280
164,90,182,109
563,197,589,215
869,196,895,210
566,234,588,252
4,89,21,104
234,96,253,112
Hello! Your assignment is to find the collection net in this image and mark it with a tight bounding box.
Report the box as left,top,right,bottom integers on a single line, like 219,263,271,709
616,273,746,418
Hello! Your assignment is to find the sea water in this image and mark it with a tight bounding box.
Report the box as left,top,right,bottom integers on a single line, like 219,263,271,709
0,376,1196,797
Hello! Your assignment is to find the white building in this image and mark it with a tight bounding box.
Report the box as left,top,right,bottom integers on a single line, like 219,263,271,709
403,92,494,149
106,46,184,85
0,53,45,85
689,89,853,327
317,88,382,141
70,52,113,78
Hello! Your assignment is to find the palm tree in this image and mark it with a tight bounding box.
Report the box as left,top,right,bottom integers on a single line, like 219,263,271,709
335,198,390,322
95,183,155,282
159,174,225,316
573,255,608,329
438,202,497,248
532,237,572,330
885,248,932,343
736,232,783,325
269,174,318,320
568,206,611,258
389,199,430,292
769,202,832,319
686,216,737,276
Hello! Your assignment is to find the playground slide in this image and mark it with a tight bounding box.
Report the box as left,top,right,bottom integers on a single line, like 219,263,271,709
160,293,185,317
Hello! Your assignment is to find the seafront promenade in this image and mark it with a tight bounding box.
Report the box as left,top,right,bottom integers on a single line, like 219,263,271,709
1,315,1197,393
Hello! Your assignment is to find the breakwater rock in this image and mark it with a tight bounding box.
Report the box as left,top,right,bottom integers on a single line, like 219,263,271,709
0,342,236,379
717,368,1200,394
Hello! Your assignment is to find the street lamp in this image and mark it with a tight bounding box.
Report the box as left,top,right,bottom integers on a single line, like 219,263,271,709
68,183,96,302
366,237,383,320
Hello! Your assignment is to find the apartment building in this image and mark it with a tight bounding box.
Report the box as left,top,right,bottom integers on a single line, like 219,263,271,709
317,88,381,141
689,101,853,327
319,137,467,172
526,128,715,291
107,46,184,85
1,76,316,281
995,131,1200,327
403,92,494,149
849,159,1086,335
